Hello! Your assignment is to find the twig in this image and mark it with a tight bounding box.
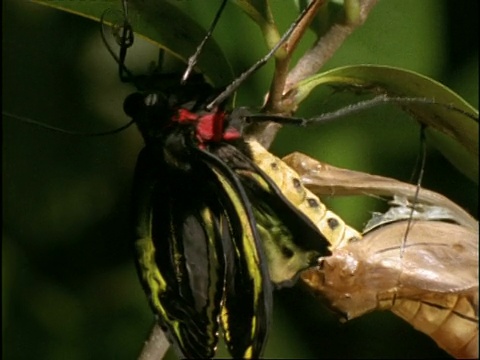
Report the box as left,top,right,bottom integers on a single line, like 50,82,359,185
265,0,326,112
137,323,170,360
286,0,378,90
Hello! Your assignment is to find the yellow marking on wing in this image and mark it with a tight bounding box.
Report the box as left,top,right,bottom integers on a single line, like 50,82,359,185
247,140,362,249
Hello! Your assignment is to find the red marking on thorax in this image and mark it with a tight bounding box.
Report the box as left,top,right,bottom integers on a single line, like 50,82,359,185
174,108,241,147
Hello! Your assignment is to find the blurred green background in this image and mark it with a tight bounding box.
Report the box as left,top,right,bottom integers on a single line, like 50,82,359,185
3,0,478,359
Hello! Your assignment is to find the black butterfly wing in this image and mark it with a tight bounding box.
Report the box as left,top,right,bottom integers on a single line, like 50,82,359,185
132,147,227,358
211,142,331,287
194,148,273,359
133,147,273,359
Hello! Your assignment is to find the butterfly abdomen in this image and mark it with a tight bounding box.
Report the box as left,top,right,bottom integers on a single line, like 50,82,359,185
246,140,362,250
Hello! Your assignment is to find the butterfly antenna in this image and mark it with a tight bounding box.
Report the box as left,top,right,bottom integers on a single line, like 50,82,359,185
181,0,228,84
399,125,427,260
207,0,319,110
245,96,479,125
3,111,135,137
100,0,135,82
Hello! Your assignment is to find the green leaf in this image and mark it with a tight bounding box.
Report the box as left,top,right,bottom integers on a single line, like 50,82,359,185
33,0,233,86
234,0,274,27
291,64,479,183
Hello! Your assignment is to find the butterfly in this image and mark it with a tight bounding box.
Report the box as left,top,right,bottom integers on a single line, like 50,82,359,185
116,1,334,358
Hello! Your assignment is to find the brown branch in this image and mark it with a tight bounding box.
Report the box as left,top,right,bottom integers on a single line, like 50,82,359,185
286,0,378,90
265,0,326,112
251,0,379,148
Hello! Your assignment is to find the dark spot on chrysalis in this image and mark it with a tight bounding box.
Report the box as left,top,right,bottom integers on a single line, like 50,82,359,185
317,257,325,270
292,178,301,189
348,236,360,243
281,245,294,258
327,217,339,230
307,198,319,207
270,162,278,169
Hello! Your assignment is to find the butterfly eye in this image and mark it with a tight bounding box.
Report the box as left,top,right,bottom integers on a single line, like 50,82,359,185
144,93,160,107
124,92,169,119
